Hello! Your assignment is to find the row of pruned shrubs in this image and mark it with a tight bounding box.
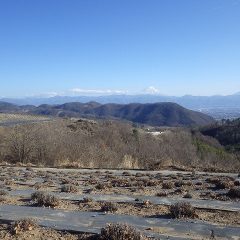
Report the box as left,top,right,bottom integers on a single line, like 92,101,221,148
30,189,208,219
10,219,148,240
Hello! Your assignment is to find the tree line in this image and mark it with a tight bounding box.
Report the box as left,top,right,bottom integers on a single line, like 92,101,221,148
0,119,239,172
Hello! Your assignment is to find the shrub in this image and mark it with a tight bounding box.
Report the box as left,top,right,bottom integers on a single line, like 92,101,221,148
79,197,93,203
5,180,13,185
31,191,60,207
156,191,168,197
234,180,240,186
0,190,8,196
144,180,158,187
215,180,234,189
162,181,174,189
170,202,196,218
44,194,60,207
96,183,109,190
61,178,72,184
0,196,5,202
142,200,152,207
174,181,185,187
11,218,37,234
184,181,193,186
183,192,193,199
100,223,147,240
101,202,118,213
26,167,33,171
85,188,94,194
191,170,196,175
61,184,78,193
122,171,131,176
175,188,185,194
135,173,145,177
31,191,45,202
206,177,220,184
0,176,5,181
227,187,240,198
34,182,43,189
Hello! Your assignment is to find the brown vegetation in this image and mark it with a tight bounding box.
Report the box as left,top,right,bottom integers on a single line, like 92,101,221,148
100,202,118,213
227,187,240,198
0,118,239,171
11,219,37,234
100,223,147,240
31,191,60,207
169,202,197,219
61,184,78,193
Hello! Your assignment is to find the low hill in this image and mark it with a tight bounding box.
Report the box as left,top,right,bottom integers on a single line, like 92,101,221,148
31,102,214,127
0,101,20,112
200,118,240,152
0,101,214,127
0,118,238,171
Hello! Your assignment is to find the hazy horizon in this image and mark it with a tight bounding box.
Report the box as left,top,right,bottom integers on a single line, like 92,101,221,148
1,88,240,99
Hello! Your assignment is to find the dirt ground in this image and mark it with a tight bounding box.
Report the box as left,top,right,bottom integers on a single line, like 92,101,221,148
1,194,239,227
0,166,239,239
0,223,94,240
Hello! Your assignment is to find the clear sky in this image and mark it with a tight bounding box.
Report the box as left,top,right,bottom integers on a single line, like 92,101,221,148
0,0,240,97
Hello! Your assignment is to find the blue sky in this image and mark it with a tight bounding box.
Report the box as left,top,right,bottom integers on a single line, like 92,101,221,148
0,0,240,97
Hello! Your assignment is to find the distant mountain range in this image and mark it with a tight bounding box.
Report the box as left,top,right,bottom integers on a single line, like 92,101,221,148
1,93,240,109
1,93,240,119
0,101,214,127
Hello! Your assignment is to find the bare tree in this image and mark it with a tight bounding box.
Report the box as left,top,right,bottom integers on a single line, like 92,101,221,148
8,125,36,164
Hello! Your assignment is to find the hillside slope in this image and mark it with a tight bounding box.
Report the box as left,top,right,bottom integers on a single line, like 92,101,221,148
0,118,238,171
0,101,215,127
31,102,214,127
0,101,20,112
201,118,240,152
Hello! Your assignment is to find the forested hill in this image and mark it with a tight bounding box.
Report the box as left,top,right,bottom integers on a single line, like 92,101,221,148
200,118,240,152
31,102,215,127
0,101,215,127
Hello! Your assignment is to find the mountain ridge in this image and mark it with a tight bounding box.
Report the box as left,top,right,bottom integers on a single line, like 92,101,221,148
0,101,215,127
1,93,240,109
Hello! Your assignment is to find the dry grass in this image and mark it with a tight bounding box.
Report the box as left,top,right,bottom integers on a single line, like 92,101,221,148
162,181,174,189
31,191,60,208
79,197,94,204
99,223,147,240
215,180,234,189
227,187,240,198
101,202,118,213
10,218,37,234
156,191,168,197
170,202,197,218
0,190,8,196
61,184,78,193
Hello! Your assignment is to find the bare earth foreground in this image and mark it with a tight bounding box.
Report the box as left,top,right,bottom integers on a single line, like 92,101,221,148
0,166,239,239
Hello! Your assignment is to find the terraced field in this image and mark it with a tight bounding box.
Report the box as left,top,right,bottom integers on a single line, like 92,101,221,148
0,167,239,239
